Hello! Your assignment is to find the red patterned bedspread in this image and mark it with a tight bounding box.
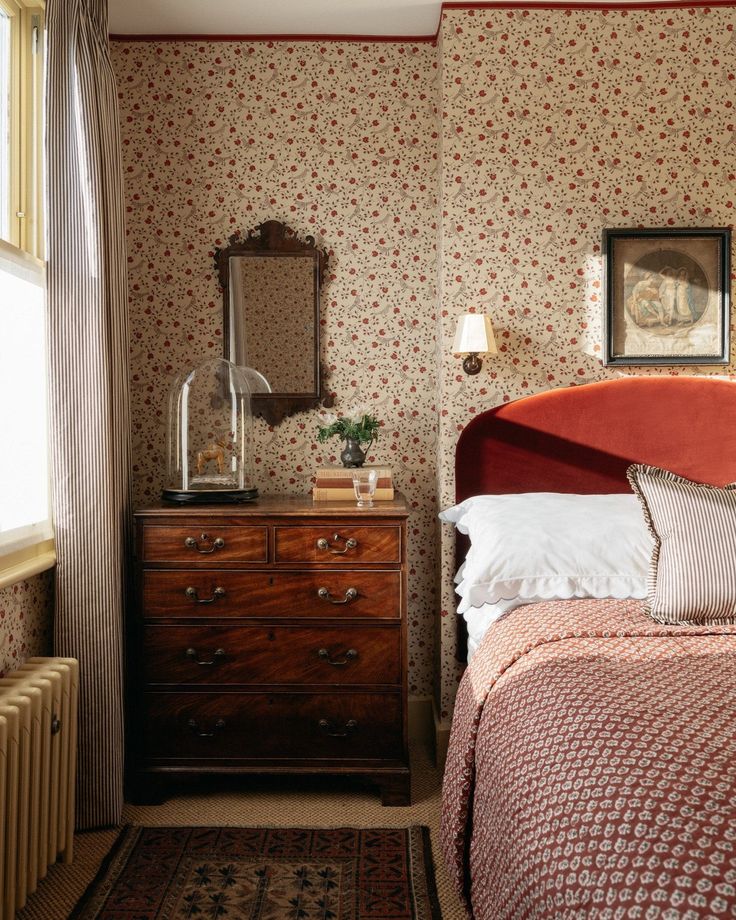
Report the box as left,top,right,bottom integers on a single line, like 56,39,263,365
441,598,736,919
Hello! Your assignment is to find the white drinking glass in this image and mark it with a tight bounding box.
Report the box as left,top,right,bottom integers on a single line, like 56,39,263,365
352,469,378,507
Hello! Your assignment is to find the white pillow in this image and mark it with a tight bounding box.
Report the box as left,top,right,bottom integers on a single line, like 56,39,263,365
439,493,652,615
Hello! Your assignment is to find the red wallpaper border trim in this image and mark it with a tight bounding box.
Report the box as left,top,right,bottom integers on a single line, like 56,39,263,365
108,32,438,44
108,0,736,44
445,0,736,8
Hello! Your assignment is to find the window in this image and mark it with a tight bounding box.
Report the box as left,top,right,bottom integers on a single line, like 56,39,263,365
0,10,11,242
0,0,43,255
0,0,51,587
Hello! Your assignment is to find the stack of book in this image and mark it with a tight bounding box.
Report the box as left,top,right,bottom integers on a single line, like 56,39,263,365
313,465,394,501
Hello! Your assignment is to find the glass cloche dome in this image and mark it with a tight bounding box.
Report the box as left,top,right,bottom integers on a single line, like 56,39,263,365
162,357,258,503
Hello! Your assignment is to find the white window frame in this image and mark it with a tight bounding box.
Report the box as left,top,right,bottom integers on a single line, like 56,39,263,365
1,0,44,256
0,0,51,587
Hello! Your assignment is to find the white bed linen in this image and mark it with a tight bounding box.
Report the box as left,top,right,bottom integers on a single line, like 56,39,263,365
441,493,652,614
466,621,484,662
464,602,521,661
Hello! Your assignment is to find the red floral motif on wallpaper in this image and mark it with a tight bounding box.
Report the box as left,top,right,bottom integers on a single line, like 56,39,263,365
111,7,736,719
0,573,53,676
111,40,441,697
435,6,736,721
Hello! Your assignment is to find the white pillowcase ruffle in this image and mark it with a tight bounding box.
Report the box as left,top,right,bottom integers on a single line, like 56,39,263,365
440,492,652,616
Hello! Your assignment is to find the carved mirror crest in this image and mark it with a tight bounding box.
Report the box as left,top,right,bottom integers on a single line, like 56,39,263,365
215,220,333,425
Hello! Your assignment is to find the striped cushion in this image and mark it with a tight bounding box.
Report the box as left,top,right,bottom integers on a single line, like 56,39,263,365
627,464,736,625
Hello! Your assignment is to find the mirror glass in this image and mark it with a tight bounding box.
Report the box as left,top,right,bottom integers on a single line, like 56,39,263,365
228,254,317,394
216,221,330,426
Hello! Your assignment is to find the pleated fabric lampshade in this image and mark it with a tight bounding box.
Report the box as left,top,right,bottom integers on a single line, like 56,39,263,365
452,313,498,374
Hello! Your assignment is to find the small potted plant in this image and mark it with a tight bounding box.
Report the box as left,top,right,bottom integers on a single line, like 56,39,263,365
317,404,380,468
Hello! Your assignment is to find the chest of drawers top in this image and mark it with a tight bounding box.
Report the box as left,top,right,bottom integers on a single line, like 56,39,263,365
135,494,408,568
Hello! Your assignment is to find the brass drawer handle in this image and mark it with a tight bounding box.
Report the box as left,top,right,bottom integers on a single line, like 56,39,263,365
317,648,358,667
184,533,225,554
318,718,358,738
187,718,226,738
316,534,358,555
186,647,226,666
185,586,226,604
317,586,358,605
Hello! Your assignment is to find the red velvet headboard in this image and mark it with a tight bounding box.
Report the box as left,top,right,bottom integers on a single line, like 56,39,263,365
456,377,736,502
452,377,736,661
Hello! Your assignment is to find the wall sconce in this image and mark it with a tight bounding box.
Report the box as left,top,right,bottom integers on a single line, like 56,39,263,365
452,313,498,375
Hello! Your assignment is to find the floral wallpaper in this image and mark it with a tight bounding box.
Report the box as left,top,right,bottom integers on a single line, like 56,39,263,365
110,5,736,726
110,39,441,698
0,573,53,676
434,5,736,722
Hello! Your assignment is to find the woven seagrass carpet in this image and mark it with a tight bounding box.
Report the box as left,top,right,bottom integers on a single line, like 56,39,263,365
70,825,441,920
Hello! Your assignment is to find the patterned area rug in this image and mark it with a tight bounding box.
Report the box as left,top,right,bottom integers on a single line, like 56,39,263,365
70,825,441,920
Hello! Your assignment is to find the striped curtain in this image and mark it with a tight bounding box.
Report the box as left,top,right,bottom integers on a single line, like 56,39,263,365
46,0,131,828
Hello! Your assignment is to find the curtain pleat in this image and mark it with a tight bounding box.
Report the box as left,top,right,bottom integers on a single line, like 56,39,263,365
46,0,131,829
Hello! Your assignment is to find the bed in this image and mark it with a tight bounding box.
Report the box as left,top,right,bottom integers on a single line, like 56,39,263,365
440,377,736,919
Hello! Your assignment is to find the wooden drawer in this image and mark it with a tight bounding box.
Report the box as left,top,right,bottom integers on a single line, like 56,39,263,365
274,525,400,564
141,525,268,563
141,624,401,686
142,569,401,619
142,691,403,761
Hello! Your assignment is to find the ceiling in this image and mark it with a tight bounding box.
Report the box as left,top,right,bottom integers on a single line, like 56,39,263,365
108,0,701,38
108,0,443,37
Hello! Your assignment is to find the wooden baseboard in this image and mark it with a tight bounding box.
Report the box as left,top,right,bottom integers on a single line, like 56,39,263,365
408,697,450,768
432,700,451,769
408,697,433,745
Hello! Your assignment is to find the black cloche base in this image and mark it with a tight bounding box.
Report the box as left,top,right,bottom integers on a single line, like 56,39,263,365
161,488,259,504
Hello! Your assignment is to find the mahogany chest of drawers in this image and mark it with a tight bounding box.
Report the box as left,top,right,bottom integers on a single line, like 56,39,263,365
130,495,410,805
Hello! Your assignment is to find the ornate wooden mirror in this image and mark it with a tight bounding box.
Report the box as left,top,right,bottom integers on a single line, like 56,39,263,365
215,220,332,425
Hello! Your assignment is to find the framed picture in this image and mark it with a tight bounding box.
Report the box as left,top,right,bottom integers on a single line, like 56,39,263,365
603,227,731,366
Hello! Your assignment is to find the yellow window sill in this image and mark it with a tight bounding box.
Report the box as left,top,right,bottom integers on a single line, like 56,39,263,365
0,539,56,589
